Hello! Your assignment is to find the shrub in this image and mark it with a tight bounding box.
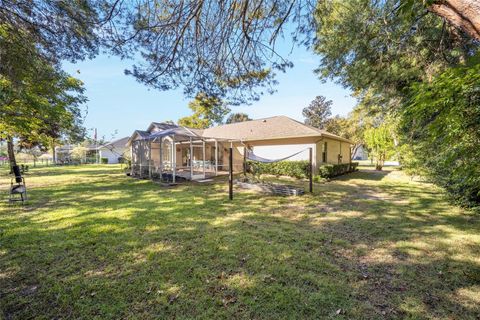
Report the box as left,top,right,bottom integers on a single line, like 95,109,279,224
318,162,359,179
125,160,132,170
101,157,109,164
246,160,310,179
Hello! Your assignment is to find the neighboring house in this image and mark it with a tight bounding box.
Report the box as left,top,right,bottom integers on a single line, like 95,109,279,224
54,144,97,163
98,137,129,164
352,144,368,160
128,116,353,181
55,137,128,164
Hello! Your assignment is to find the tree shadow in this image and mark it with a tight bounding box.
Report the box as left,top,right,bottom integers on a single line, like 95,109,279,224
0,167,479,319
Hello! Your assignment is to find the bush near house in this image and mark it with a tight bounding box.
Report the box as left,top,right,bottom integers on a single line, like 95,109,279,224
101,157,109,164
318,162,359,179
246,160,310,179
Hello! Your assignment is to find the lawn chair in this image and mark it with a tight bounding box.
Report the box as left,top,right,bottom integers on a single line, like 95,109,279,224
10,165,27,204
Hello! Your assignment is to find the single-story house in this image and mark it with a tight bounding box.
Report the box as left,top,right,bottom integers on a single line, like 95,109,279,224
55,137,129,164
128,116,353,181
98,137,129,164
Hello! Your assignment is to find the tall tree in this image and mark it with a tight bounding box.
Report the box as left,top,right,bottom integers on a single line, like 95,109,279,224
178,93,230,129
0,25,87,169
302,96,333,129
226,113,252,124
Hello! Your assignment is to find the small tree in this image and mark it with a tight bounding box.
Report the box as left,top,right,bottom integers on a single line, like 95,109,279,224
364,125,395,170
71,146,87,163
302,96,333,129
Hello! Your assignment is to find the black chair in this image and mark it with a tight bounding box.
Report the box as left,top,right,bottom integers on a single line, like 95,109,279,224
10,165,27,204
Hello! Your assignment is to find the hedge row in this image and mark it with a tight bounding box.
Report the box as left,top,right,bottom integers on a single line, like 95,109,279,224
318,162,359,179
247,160,359,179
246,160,310,179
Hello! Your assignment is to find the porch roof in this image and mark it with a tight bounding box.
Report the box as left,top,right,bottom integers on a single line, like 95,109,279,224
132,126,240,143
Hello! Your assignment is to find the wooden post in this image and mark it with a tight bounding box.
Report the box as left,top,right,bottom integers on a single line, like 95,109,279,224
229,147,233,200
309,147,313,193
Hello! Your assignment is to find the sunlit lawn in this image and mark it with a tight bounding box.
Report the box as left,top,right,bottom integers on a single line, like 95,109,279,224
0,165,479,319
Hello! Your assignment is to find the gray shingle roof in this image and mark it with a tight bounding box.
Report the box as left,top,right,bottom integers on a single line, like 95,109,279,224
201,116,353,143
129,116,353,144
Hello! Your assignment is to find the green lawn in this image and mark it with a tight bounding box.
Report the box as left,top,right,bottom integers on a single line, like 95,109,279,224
1,165,479,319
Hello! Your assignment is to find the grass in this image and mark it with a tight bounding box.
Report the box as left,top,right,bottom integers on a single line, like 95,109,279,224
0,165,479,319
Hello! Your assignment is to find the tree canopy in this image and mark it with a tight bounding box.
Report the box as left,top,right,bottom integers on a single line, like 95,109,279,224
1,0,478,104
178,93,230,129
314,0,476,109
226,113,252,124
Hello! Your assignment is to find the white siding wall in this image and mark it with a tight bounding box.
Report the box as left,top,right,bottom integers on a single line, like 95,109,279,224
99,147,125,164
251,144,314,161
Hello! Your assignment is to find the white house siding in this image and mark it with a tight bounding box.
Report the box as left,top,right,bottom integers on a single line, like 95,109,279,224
99,148,125,164
352,145,368,160
251,144,314,162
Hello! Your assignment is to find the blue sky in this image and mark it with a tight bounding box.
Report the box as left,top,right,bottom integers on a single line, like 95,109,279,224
63,45,356,141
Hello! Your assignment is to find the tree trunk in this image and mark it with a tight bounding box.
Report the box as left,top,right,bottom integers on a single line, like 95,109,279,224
7,136,16,173
351,144,360,160
51,138,56,164
429,0,480,41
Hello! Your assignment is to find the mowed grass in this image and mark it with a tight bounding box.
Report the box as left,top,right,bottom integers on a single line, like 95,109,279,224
0,165,479,319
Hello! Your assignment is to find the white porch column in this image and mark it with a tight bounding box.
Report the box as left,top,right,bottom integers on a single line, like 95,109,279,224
214,140,218,176
159,137,163,179
172,135,176,183
130,141,134,175
202,140,206,178
190,137,194,179
148,140,152,178
139,140,144,176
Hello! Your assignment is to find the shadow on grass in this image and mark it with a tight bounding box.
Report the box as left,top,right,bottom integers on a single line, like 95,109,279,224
0,166,479,319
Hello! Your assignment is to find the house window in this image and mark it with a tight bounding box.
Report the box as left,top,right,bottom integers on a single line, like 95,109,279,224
322,142,327,163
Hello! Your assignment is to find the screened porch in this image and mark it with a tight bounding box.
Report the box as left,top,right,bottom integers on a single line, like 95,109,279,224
130,128,238,182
